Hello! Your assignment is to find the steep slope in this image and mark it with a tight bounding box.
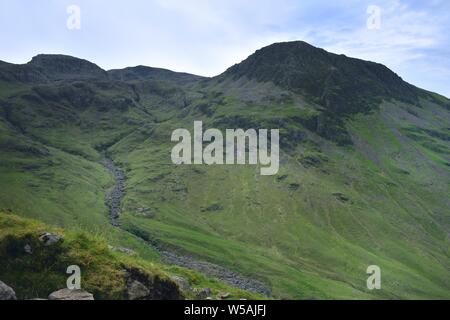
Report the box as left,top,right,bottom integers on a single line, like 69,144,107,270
223,41,420,111
0,211,258,300
109,42,450,299
219,41,445,145
0,54,108,83
108,65,205,85
0,42,449,299
28,54,109,81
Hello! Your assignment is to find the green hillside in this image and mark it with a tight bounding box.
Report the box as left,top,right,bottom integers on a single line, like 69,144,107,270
0,211,260,300
0,42,449,299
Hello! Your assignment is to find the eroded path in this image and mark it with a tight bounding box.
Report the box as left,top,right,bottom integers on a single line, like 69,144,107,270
101,154,270,296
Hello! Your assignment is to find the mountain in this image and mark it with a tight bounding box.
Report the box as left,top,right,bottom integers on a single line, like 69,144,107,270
28,54,109,81
0,54,108,82
0,60,48,83
223,41,420,110
219,41,444,145
0,41,449,299
108,65,205,85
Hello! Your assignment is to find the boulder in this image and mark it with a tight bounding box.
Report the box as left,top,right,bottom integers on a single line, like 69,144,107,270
193,287,211,300
116,247,136,256
48,289,94,300
217,292,231,300
107,245,135,255
39,232,61,246
170,276,190,293
123,267,184,300
0,281,17,300
332,193,351,203
126,280,150,300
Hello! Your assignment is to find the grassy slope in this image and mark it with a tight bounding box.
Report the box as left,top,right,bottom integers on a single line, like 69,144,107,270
111,83,450,299
0,211,259,299
0,70,449,299
0,211,169,299
0,80,262,299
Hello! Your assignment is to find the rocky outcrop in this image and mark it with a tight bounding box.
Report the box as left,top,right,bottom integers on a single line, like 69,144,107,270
28,54,108,81
48,289,94,300
124,267,183,300
170,275,191,293
193,288,212,300
126,280,151,300
0,281,17,300
39,232,61,246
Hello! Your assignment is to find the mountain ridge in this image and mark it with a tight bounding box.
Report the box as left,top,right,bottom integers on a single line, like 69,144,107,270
0,54,206,84
222,41,427,112
0,42,448,100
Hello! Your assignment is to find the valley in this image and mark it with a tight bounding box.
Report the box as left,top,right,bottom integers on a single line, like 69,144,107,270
101,153,269,295
0,41,449,299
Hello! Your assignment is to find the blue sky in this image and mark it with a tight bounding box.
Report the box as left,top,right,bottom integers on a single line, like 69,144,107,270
0,0,449,97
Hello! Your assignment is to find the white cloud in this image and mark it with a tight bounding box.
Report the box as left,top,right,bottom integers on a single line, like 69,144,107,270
298,0,450,96
311,1,442,63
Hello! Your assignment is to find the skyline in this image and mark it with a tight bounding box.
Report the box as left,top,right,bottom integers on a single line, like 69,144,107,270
1,0,449,97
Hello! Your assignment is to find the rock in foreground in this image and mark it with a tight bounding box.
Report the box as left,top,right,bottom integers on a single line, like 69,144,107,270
39,232,62,246
48,289,94,300
0,281,17,300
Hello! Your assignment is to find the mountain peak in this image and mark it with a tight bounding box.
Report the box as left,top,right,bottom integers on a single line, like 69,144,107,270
223,40,420,114
28,54,107,81
108,65,205,84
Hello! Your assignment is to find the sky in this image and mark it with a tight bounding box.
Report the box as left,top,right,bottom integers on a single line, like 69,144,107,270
0,0,449,97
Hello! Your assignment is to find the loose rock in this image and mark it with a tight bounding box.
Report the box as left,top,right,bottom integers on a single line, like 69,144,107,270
217,292,231,300
116,247,136,256
126,280,150,300
39,232,61,246
48,289,94,300
170,276,191,293
0,281,17,300
193,287,211,300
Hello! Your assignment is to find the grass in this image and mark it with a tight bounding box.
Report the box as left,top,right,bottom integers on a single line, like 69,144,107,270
110,98,449,299
0,211,164,299
0,62,449,300
0,211,262,300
